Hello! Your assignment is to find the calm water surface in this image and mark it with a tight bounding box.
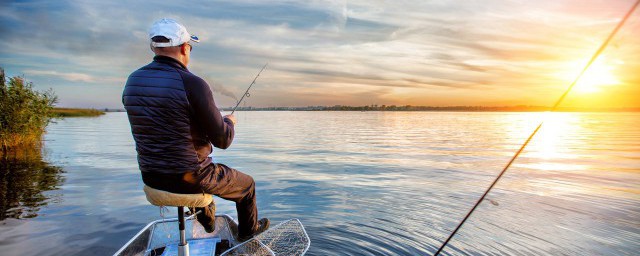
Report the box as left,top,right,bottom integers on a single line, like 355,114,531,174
0,111,638,255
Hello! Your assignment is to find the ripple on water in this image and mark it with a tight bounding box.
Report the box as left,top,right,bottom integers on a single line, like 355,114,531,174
1,112,639,255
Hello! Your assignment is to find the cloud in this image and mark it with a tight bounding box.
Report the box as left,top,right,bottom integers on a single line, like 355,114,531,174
25,70,96,83
1,0,638,108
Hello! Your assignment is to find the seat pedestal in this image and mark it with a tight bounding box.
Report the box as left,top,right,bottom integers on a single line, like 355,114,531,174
178,206,188,256
142,185,214,256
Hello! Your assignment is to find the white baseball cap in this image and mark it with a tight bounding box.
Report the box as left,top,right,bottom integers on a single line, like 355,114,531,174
149,18,200,47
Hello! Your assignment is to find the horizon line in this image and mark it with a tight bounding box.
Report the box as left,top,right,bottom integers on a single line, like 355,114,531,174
63,105,640,112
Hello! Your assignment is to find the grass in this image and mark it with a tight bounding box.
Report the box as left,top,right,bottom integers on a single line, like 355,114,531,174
52,108,105,117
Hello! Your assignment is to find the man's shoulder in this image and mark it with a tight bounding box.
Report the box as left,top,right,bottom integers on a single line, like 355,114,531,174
178,70,209,90
128,62,162,77
128,61,185,80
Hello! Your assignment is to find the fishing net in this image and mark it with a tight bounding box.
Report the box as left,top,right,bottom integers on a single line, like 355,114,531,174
220,218,310,256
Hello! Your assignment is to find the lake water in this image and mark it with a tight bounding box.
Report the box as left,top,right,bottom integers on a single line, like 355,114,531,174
0,111,638,255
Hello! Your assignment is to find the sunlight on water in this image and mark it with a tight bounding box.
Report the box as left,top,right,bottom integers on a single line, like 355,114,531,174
0,111,638,255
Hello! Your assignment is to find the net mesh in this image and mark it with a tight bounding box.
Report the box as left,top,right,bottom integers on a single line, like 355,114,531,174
221,219,310,256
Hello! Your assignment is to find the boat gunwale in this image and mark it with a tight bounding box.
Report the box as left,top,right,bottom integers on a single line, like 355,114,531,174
112,214,237,256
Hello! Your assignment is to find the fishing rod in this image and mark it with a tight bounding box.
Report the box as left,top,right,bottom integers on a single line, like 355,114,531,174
433,1,640,255
230,63,268,115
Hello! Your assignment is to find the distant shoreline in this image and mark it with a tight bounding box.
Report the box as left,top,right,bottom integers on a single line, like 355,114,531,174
219,105,640,112
96,106,640,113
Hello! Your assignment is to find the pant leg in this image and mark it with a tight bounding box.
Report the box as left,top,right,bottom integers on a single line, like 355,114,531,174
196,163,258,237
193,202,216,231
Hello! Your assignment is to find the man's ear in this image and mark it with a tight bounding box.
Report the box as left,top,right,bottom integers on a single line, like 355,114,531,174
180,43,189,55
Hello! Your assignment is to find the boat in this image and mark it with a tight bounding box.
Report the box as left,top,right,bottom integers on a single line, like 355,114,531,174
113,213,310,256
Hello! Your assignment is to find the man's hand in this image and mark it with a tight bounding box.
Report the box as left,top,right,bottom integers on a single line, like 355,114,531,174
223,114,237,125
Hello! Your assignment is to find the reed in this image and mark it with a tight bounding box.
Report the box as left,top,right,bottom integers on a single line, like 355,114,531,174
0,67,57,151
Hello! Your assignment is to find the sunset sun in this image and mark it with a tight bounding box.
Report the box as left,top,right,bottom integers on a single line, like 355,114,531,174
573,58,620,93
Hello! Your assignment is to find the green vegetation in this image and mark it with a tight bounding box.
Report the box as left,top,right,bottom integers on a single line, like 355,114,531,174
0,67,65,219
0,67,57,151
52,108,105,117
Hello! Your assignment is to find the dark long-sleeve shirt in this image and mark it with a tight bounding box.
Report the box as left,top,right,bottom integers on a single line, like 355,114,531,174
177,56,235,152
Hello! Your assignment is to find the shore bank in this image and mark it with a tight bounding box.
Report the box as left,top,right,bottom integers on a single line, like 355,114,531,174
52,108,105,117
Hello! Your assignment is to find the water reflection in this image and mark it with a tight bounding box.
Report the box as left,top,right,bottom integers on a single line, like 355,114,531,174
0,148,64,220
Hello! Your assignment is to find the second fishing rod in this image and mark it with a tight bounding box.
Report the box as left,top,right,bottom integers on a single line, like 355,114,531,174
433,0,640,255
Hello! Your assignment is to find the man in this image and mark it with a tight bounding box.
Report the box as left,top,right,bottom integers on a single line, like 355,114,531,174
122,18,268,241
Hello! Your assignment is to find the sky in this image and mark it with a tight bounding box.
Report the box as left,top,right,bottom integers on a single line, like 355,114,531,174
1,0,639,109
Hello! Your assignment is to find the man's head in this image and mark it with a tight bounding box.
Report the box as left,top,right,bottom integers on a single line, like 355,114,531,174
148,18,199,66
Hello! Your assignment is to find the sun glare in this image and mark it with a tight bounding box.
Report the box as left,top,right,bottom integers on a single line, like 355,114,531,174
572,57,620,93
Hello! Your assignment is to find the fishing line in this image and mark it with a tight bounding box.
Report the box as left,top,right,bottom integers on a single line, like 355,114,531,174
434,1,640,255
158,206,172,239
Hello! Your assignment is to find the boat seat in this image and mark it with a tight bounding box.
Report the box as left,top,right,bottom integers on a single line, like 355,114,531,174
143,185,213,208
143,185,215,256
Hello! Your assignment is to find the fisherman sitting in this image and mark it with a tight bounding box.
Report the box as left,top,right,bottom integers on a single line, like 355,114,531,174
122,18,269,241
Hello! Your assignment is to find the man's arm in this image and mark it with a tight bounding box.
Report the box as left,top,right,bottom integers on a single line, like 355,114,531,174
184,75,234,149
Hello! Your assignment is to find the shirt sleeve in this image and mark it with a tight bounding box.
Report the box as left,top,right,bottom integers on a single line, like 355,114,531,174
183,73,235,149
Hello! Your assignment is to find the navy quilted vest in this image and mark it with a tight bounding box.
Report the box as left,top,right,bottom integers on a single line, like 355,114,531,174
123,59,201,174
